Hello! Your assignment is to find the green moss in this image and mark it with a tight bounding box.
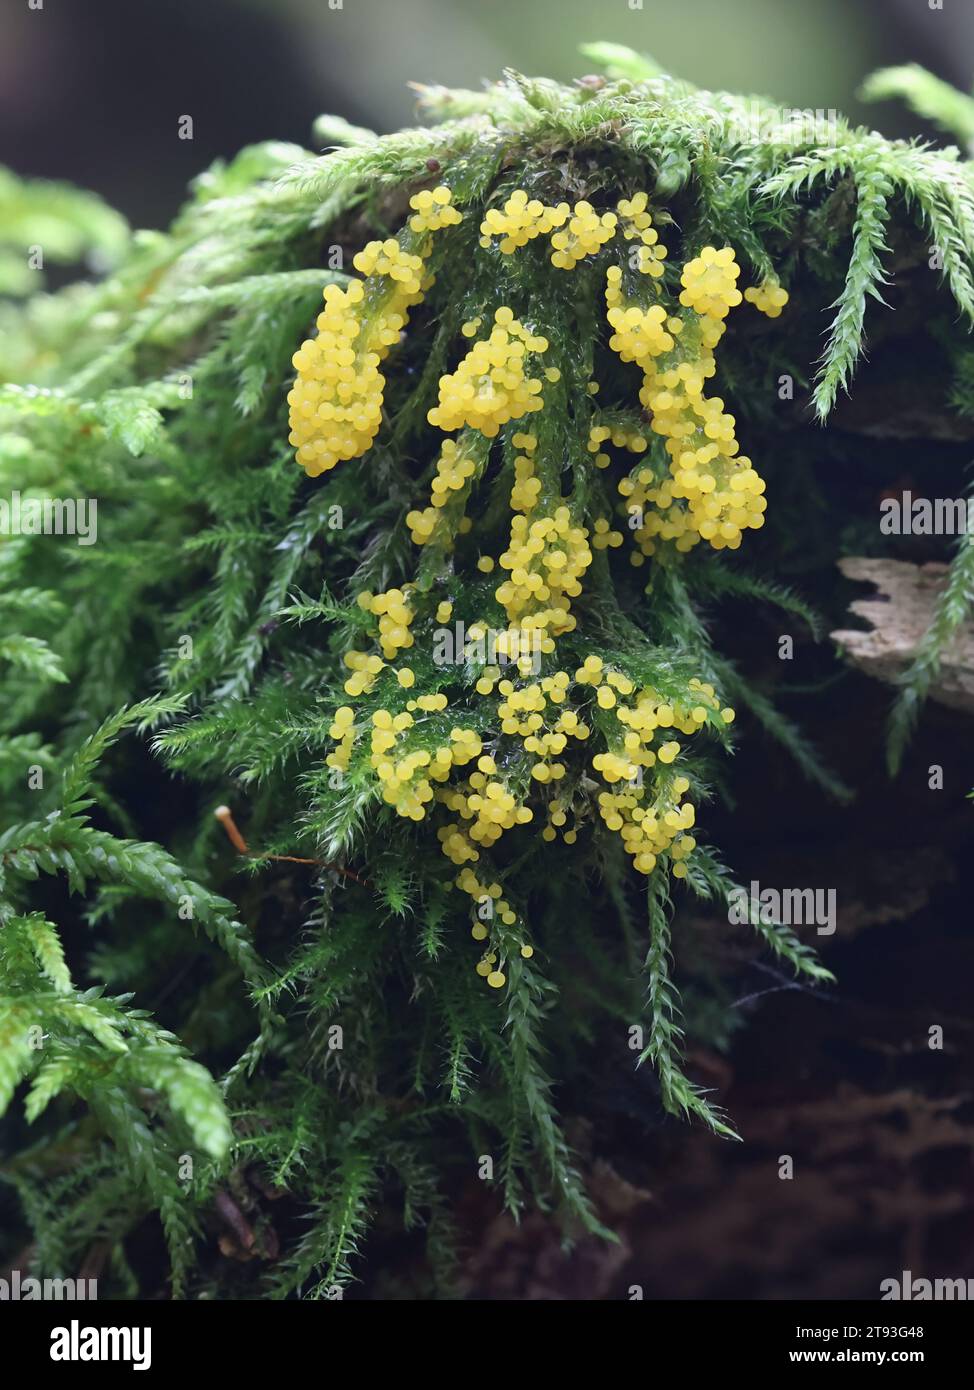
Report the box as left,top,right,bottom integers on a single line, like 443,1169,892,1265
1,50,971,1297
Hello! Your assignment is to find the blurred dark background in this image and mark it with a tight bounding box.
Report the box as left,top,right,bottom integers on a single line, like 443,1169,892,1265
1,0,972,228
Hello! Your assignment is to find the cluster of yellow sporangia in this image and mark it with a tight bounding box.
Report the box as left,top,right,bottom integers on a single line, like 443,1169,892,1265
287,187,462,477
478,190,617,269
427,308,557,436
605,247,786,557
329,386,737,985
326,614,737,987
301,183,789,987
616,191,668,279
406,436,482,547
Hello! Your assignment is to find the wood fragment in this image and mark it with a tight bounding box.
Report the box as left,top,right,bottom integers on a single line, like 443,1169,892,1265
831,556,974,714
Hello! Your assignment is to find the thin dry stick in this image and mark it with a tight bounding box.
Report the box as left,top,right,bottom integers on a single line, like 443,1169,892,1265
213,806,370,885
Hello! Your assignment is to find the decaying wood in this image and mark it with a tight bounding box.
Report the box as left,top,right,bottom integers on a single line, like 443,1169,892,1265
831,556,974,714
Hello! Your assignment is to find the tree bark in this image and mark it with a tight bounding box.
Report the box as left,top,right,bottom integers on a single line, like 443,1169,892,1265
832,556,974,714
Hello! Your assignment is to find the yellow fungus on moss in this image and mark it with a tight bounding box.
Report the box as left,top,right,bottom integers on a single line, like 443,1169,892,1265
288,188,461,477
297,183,784,988
744,280,790,318
428,308,548,437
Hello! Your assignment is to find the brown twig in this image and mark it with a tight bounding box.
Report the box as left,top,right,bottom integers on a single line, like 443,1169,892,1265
214,804,250,854
213,805,370,886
